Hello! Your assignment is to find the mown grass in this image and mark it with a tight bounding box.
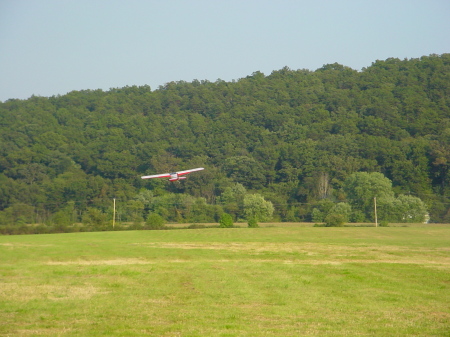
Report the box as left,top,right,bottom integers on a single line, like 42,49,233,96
1,226,449,336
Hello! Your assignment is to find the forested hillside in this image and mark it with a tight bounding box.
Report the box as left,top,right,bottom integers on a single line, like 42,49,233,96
1,54,449,230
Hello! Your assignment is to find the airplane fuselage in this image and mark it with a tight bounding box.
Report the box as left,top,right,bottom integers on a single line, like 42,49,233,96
169,173,187,181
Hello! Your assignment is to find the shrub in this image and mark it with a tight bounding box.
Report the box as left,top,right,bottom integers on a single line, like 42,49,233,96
187,224,207,229
129,223,145,230
324,213,346,227
219,213,234,228
146,213,165,230
247,217,259,228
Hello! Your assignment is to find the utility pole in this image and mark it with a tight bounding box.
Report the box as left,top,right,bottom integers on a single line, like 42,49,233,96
374,197,378,227
113,198,116,229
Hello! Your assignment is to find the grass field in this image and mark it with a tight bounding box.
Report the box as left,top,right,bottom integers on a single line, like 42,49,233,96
1,225,449,336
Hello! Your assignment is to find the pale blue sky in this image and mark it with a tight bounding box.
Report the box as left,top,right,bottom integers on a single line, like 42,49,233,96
0,0,449,101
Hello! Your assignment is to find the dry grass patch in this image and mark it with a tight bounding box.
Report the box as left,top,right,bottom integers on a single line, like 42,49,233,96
132,241,450,268
46,258,151,266
0,283,100,301
15,327,74,336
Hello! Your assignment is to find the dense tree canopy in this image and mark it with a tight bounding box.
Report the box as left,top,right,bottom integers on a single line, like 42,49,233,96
1,54,449,230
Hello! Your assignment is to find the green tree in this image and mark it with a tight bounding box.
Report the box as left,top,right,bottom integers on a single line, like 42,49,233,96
385,194,428,223
243,194,274,222
311,208,324,223
223,156,266,189
126,200,144,223
0,203,35,226
82,208,108,227
52,201,76,226
218,183,247,220
344,172,394,221
310,199,335,222
344,172,428,223
327,202,352,223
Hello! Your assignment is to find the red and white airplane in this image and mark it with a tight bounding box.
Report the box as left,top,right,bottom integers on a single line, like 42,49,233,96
141,167,204,181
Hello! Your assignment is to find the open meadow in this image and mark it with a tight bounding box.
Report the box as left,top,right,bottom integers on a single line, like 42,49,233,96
1,225,449,336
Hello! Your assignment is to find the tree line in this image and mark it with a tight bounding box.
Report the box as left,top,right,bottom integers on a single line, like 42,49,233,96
0,53,449,232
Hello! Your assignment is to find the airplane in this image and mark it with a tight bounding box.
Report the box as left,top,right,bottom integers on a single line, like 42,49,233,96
141,167,204,181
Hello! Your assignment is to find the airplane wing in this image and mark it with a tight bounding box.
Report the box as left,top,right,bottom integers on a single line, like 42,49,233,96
141,173,171,179
176,167,205,176
141,167,204,180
